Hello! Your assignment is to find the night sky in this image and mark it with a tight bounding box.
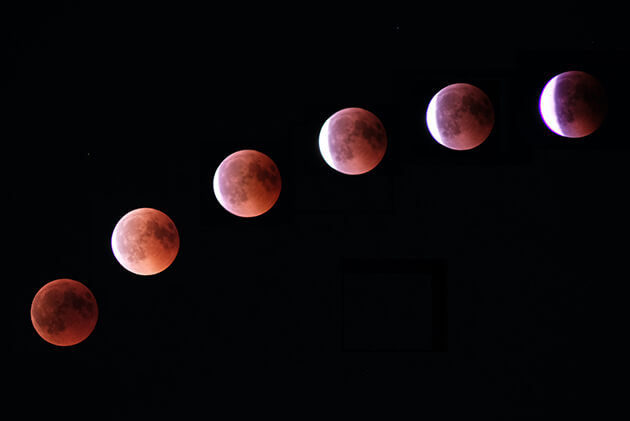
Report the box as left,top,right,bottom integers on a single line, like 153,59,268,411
7,4,628,418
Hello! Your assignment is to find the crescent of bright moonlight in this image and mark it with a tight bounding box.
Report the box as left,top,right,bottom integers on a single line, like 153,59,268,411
318,117,334,170
426,94,441,145
539,74,562,136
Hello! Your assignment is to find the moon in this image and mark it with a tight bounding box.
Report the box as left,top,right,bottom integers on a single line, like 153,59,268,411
426,83,494,150
31,279,98,346
539,70,607,138
111,207,180,275
213,149,281,217
318,107,387,175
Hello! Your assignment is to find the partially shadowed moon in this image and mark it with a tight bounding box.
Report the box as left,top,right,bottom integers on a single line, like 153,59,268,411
319,107,387,175
111,207,180,275
426,83,494,150
31,278,98,346
213,149,281,217
539,70,607,138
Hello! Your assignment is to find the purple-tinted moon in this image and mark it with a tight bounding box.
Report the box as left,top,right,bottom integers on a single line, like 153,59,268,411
31,278,98,346
539,70,607,138
212,149,281,218
318,107,387,175
111,207,180,275
426,83,494,150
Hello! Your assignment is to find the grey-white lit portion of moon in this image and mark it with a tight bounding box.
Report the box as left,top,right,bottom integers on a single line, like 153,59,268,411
213,149,281,218
111,207,180,276
319,107,387,175
539,70,606,138
426,83,494,150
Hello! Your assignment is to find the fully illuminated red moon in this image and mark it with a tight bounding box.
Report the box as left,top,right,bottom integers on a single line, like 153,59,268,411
111,207,180,275
426,83,494,150
31,279,98,346
539,70,607,138
318,107,387,175
213,149,281,217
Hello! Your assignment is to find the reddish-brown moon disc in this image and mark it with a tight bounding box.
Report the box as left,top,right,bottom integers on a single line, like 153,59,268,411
31,278,98,346
318,107,387,175
426,83,494,150
212,149,281,217
539,70,607,138
111,207,180,275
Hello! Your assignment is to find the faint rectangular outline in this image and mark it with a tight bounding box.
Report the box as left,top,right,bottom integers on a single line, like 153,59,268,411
340,258,447,352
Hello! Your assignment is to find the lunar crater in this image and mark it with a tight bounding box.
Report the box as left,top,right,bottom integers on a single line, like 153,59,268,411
555,79,578,124
250,161,279,192
330,116,356,162
67,290,95,318
116,226,147,263
462,93,492,126
220,172,248,205
146,217,178,249
354,118,385,150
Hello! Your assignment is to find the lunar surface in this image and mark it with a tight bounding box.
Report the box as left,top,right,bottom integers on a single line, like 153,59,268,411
213,149,281,217
111,207,180,275
426,83,494,150
539,70,606,138
31,278,98,346
319,107,387,175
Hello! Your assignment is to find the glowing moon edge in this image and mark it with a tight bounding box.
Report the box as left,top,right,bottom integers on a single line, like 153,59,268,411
426,93,442,146
318,117,335,170
539,74,563,136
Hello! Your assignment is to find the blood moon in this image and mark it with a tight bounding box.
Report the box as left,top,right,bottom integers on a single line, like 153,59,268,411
426,83,494,150
213,149,281,218
319,107,387,175
539,70,607,138
111,207,180,275
31,279,98,346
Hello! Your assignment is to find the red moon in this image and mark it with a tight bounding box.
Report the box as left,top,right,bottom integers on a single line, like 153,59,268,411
111,207,180,275
539,70,607,138
426,83,494,150
318,107,387,175
212,149,281,217
31,279,98,346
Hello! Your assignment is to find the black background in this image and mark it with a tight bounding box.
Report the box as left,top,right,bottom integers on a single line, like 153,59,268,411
6,3,628,418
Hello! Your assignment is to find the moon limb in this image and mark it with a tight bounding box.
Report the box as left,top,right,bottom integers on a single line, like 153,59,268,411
426,94,442,146
318,117,334,170
539,75,563,136
212,164,223,208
